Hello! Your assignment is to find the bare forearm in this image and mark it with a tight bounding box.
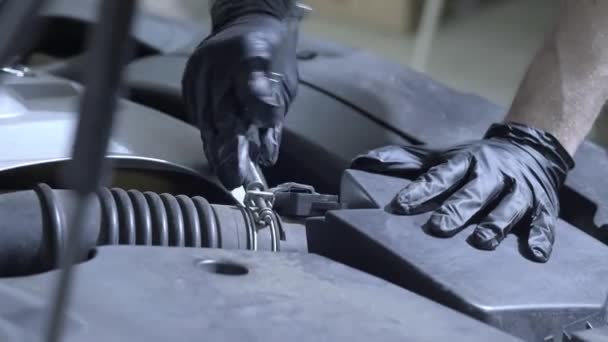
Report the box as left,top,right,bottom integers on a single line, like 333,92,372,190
506,0,608,156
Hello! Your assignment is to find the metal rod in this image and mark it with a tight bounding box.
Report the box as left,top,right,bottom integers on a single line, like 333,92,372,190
0,0,45,67
411,0,445,72
44,1,137,341
245,161,279,251
268,216,279,252
246,160,267,191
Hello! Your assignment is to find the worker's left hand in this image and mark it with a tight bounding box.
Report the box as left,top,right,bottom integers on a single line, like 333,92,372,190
182,1,300,190
351,122,574,262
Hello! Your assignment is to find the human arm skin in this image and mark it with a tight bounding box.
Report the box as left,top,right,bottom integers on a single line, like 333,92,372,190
506,0,608,156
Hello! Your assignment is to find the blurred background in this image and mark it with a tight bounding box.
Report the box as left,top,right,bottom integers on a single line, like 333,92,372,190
140,0,606,146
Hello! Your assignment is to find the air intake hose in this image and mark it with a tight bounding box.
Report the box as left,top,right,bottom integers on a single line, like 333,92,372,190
95,186,219,248
0,184,305,277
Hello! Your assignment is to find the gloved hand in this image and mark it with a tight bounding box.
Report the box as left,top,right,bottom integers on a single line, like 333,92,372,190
352,123,574,262
182,0,301,190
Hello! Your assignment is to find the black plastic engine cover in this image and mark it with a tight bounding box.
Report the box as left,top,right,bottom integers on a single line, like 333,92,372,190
40,0,209,54
28,0,209,82
306,170,608,341
297,51,502,145
0,246,517,341
573,326,608,342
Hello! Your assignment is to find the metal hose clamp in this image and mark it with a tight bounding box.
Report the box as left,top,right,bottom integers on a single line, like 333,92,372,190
2,65,34,77
244,187,280,252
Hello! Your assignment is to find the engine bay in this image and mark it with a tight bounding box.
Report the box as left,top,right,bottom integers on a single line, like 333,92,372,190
1,1,608,341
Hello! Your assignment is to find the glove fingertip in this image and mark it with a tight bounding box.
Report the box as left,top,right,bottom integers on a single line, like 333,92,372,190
390,197,412,215
390,188,417,215
259,127,282,166
258,152,278,168
528,211,555,263
529,244,551,263
469,226,500,251
424,214,463,238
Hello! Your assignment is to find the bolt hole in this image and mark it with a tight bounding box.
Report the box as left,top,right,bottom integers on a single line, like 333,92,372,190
196,259,249,276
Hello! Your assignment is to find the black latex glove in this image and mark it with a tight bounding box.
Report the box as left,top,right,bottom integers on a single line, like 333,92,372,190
352,123,574,262
182,0,301,190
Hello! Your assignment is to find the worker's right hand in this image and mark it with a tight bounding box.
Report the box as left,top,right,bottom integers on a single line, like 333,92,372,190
182,0,301,190
351,123,575,262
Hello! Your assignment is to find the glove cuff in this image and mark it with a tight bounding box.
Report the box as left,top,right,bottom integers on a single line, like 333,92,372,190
211,0,305,31
485,122,575,182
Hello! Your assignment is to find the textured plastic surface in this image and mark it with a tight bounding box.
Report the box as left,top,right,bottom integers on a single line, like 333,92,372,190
563,308,608,342
297,51,503,145
0,246,518,341
562,142,608,237
309,169,608,341
40,0,209,54
29,0,208,82
124,55,191,121
0,72,224,191
573,326,608,342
